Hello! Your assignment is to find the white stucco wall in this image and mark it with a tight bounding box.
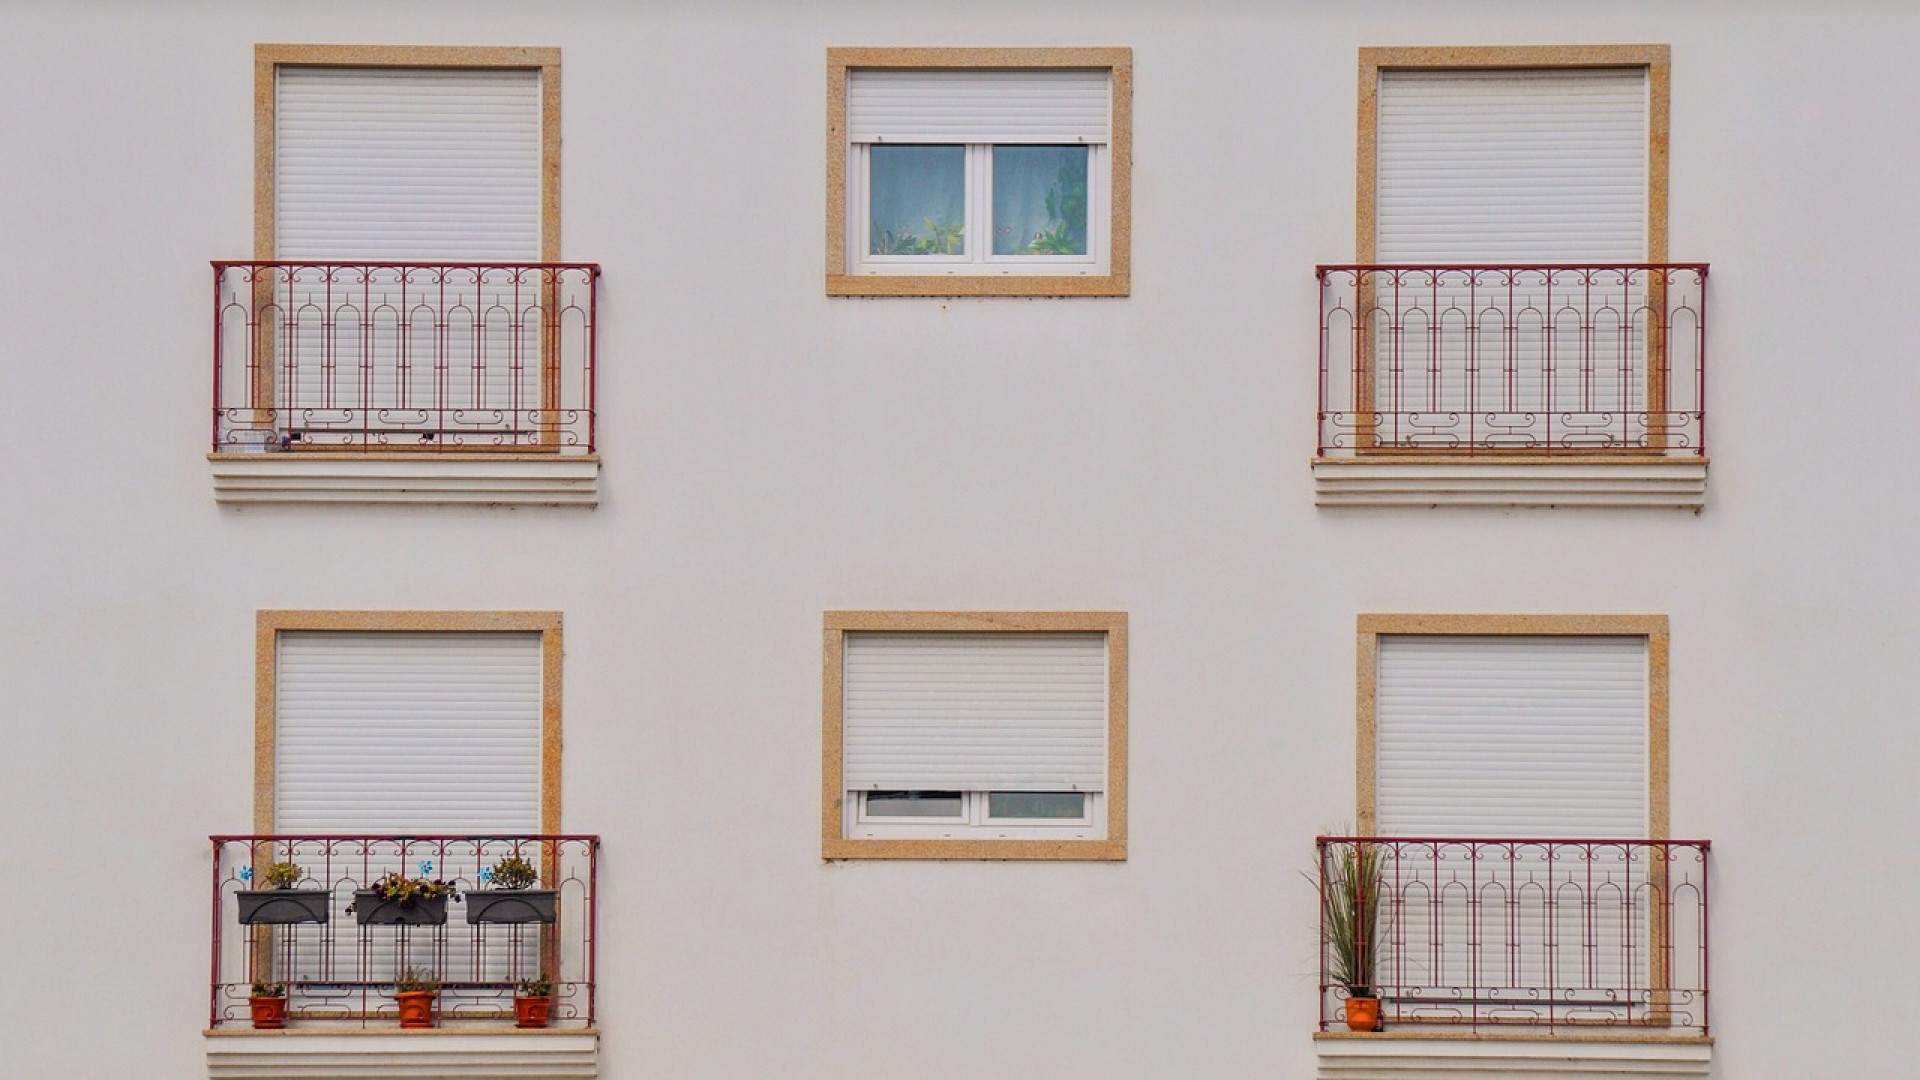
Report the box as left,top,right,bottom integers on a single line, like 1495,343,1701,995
4,1,1917,1076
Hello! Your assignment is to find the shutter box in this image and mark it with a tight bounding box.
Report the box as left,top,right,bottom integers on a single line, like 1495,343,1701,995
847,68,1111,145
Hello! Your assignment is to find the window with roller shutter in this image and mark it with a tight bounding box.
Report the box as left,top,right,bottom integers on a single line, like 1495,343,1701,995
822,611,1128,860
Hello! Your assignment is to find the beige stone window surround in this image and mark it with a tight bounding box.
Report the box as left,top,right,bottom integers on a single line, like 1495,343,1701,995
254,609,564,834
826,47,1132,297
822,610,1128,860
254,44,562,265
1356,45,1669,268
1355,612,1668,837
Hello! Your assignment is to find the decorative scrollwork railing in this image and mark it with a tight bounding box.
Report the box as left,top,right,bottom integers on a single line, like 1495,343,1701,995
1316,836,1710,1036
208,834,600,1029
212,262,600,452
1316,264,1707,457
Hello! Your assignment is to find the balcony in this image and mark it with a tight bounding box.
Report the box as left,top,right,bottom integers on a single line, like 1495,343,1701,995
208,262,601,505
1313,836,1711,1079
205,834,599,1080
1313,265,1709,507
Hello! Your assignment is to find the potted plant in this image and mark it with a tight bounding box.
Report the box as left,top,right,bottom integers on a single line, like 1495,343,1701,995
1317,839,1386,1032
248,981,289,1029
391,969,438,1029
514,973,554,1029
236,860,330,925
465,854,558,924
349,867,460,926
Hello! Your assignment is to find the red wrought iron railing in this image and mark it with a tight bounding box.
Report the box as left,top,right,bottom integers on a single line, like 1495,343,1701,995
212,262,600,453
1316,836,1710,1036
1316,264,1708,457
208,834,600,1030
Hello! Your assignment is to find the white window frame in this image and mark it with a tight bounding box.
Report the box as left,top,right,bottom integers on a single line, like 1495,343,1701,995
826,48,1132,297
847,142,1110,274
850,790,1104,840
823,611,1128,860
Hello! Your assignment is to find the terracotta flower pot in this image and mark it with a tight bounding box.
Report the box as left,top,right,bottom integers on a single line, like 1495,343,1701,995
1343,993,1381,1032
394,990,435,1029
249,995,289,1030
515,994,553,1029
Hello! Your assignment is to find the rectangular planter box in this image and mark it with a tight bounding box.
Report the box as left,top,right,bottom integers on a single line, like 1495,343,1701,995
352,890,450,926
237,888,331,925
464,888,558,925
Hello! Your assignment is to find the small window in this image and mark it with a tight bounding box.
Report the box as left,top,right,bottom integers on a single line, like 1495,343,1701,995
827,49,1132,296
823,611,1127,859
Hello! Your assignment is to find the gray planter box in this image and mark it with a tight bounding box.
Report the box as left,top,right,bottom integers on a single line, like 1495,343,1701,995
352,890,450,926
465,889,558,924
237,888,331,925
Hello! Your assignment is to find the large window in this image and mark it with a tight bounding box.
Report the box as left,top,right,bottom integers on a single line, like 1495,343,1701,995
242,46,580,453
256,610,563,834
823,611,1127,860
826,48,1132,296
1348,615,1683,1033
1310,46,1715,482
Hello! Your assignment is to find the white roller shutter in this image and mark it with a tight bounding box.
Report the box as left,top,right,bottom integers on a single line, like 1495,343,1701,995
1375,635,1648,838
847,69,1110,144
273,67,545,435
1372,68,1650,447
844,632,1108,792
275,67,542,261
275,631,543,834
1375,67,1647,263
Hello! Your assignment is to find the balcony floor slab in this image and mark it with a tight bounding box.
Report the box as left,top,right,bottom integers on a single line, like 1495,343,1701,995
209,453,600,507
1311,458,1708,509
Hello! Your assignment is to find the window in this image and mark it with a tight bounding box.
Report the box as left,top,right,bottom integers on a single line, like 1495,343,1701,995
826,48,1132,296
1340,615,1704,1037
214,46,601,482
822,611,1127,859
1360,616,1664,838
1314,46,1708,506
256,610,562,835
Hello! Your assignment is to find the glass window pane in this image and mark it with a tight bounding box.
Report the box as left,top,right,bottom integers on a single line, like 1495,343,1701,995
865,790,964,817
869,145,966,255
987,792,1086,820
992,145,1089,256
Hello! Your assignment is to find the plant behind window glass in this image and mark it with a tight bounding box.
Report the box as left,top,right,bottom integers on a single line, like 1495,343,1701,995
1028,159,1088,255
870,144,965,256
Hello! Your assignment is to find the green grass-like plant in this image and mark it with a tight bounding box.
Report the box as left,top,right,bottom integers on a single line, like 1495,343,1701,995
1316,840,1385,994
393,968,439,995
250,981,287,998
519,974,554,998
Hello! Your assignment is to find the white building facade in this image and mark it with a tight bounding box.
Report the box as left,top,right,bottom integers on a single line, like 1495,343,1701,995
1,1,1908,1077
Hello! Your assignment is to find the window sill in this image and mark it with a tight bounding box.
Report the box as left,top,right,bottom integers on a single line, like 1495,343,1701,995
204,1029,598,1079
208,453,599,507
826,273,1128,297
1310,457,1708,509
824,837,1125,861
1313,1031,1711,1079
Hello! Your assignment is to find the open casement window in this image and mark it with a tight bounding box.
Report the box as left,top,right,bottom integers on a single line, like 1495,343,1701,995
256,47,565,450
827,48,1131,296
823,611,1127,860
253,611,562,997
1354,47,1674,454
1355,615,1682,1031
